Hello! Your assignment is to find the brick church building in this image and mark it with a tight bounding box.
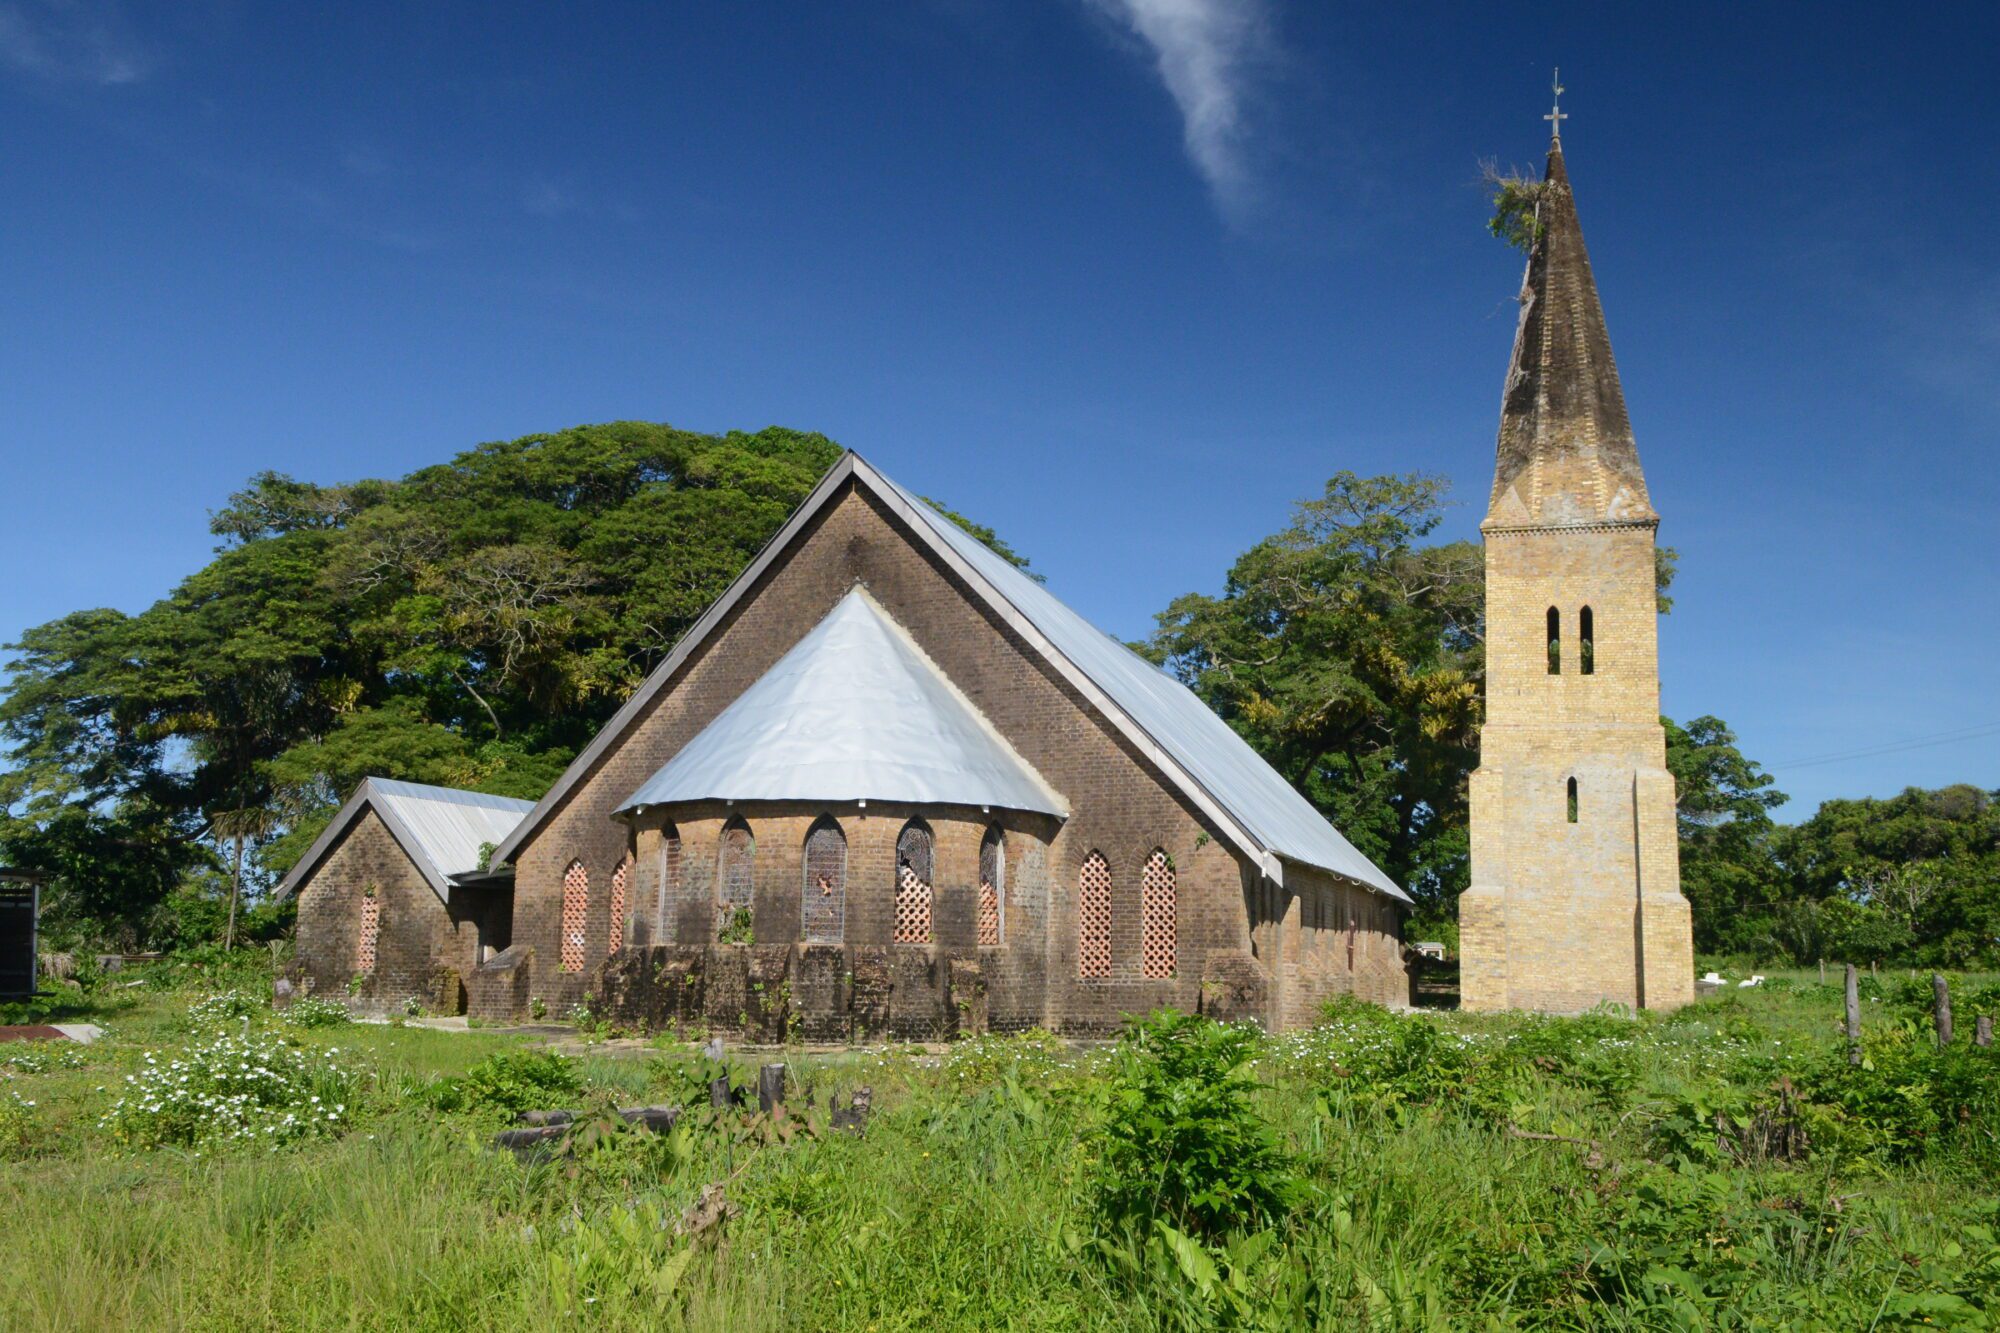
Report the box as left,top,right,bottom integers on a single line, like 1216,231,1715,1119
281,454,1412,1035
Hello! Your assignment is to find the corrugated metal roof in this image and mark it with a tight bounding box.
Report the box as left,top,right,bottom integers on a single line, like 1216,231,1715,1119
877,471,1408,901
368,780,534,882
619,589,1066,817
274,779,532,904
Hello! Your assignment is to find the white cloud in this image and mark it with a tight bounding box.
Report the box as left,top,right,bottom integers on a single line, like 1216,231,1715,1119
0,0,152,86
1085,0,1271,221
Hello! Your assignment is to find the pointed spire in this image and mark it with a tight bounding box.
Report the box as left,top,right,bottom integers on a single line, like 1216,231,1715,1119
1484,132,1656,530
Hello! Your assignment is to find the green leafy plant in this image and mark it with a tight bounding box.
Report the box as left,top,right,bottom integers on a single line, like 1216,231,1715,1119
717,908,754,946
1095,1010,1297,1241
428,1049,582,1115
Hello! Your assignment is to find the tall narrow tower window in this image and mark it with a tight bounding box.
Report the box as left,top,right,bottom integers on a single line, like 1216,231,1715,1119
1546,606,1562,674
1579,606,1595,674
1566,777,1579,824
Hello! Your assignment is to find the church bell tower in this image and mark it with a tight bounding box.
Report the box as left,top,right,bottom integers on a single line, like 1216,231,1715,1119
1459,98,1695,1013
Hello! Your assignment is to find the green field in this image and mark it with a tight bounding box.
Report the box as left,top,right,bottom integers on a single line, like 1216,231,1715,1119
1,960,1995,1330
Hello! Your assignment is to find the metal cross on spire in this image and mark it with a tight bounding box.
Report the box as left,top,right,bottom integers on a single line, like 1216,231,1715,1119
1545,68,1568,140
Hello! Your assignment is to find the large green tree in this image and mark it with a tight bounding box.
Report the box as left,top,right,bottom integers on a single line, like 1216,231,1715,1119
1663,715,1789,954
1,423,1041,949
1145,472,1484,921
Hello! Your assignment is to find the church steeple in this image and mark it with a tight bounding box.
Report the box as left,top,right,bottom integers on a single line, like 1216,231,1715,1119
1484,134,1656,530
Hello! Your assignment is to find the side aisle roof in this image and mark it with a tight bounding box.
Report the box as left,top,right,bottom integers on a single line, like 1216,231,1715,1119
274,778,533,905
489,453,1405,901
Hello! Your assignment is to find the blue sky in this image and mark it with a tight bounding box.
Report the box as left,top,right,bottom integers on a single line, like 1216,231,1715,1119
2,2,1995,819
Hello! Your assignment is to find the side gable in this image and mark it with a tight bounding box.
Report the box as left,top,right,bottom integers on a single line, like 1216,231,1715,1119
492,452,1404,900
275,779,529,905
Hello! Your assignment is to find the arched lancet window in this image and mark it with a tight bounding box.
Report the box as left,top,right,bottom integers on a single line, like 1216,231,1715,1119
559,860,589,972
356,885,380,975
802,817,847,944
608,856,630,956
977,826,1005,947
1579,605,1595,675
1140,849,1177,979
1078,851,1112,978
893,821,934,945
1546,606,1562,675
1567,776,1580,824
717,821,755,941
655,825,682,943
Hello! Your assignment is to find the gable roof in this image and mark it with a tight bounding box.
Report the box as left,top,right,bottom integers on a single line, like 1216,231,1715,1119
492,453,1405,901
618,587,1066,817
274,778,534,904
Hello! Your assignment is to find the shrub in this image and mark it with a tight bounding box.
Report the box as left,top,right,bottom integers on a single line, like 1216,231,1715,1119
99,1031,355,1151
429,1049,583,1115
283,996,351,1029
186,989,265,1027
1095,1011,1296,1240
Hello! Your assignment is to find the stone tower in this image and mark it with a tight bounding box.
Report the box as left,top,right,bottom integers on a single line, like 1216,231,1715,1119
1458,130,1694,1013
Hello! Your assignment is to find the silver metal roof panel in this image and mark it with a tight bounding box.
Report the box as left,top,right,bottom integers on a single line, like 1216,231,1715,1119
618,588,1066,817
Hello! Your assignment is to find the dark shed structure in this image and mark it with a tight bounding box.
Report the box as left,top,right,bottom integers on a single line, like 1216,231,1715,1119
0,869,46,1001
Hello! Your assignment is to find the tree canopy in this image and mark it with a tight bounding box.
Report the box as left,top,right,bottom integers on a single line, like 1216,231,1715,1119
0,424,1018,947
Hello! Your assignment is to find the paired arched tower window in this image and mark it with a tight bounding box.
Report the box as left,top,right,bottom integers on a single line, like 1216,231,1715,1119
717,820,755,940
559,860,589,972
893,820,935,945
1547,606,1597,675
803,818,847,944
978,826,1005,946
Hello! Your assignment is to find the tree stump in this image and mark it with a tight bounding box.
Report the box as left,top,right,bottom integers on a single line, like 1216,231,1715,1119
758,1063,786,1113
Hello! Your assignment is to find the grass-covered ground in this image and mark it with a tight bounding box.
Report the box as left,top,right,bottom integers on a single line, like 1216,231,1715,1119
0,959,1995,1330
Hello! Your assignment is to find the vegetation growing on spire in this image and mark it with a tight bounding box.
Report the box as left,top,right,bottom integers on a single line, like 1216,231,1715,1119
1480,159,1554,253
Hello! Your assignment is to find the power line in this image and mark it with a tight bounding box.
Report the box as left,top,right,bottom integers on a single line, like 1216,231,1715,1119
1767,721,2000,771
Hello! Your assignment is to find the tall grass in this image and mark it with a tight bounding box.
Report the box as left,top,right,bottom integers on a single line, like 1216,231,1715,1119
0,969,1993,1328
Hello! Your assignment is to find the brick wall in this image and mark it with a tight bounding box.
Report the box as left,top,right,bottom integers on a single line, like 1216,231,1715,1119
292,808,482,1016
501,480,1405,1032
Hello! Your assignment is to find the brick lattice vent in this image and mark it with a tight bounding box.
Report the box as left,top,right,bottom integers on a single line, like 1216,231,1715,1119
976,826,1003,947
1078,852,1112,978
803,820,847,944
894,823,934,945
608,857,629,956
355,889,379,975
560,860,589,973
1140,850,1177,979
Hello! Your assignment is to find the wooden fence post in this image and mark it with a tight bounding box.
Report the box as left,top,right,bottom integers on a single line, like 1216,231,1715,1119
1934,974,1953,1046
1844,964,1861,1067
758,1063,787,1113
1818,958,1826,984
